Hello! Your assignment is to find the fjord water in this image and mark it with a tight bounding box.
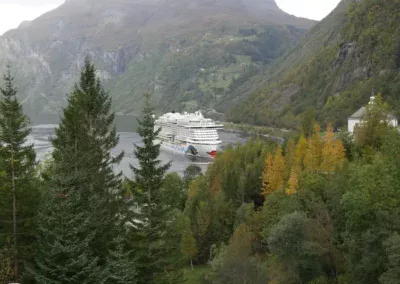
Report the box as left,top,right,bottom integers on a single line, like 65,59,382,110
28,114,248,176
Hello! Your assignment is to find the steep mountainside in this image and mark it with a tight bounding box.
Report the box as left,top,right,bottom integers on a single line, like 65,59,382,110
228,0,400,128
0,0,314,115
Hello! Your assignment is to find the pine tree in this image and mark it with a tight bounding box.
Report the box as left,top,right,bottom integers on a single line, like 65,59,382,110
51,57,124,260
301,107,316,138
129,94,183,284
0,66,37,280
0,240,15,283
33,190,103,284
33,57,126,280
105,234,137,284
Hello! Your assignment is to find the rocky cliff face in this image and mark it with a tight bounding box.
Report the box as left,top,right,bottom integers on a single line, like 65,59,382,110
0,0,314,114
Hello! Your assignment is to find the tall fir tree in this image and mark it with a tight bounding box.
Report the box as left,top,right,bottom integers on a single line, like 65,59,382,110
0,67,37,280
129,94,184,284
104,232,137,284
33,57,128,280
32,189,103,284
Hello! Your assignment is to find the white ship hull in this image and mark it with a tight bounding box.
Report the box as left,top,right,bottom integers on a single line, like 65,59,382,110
156,139,219,159
154,110,223,159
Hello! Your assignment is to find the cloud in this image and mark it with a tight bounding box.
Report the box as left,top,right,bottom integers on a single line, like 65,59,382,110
0,1,63,35
0,0,62,6
276,0,341,20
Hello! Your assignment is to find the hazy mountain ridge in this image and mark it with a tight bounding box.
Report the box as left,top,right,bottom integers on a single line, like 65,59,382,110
228,0,400,128
0,0,314,115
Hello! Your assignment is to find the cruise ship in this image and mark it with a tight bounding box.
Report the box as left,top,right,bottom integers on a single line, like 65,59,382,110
154,111,223,159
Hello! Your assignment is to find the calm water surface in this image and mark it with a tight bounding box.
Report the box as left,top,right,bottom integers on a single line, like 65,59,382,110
28,114,248,176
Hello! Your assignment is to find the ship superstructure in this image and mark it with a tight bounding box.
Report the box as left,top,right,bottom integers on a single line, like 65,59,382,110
154,111,223,158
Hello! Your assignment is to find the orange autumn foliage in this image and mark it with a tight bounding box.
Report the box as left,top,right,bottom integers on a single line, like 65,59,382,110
262,123,347,197
304,124,323,171
262,146,286,196
286,169,298,195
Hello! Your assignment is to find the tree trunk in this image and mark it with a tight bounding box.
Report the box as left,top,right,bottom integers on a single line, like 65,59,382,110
190,257,193,271
11,149,18,278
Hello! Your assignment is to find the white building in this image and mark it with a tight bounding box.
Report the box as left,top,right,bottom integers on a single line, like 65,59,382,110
347,96,398,133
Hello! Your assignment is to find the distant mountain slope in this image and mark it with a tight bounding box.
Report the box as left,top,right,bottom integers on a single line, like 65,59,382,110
228,0,400,128
0,0,314,115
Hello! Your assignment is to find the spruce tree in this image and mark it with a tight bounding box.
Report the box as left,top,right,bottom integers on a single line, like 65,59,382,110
129,94,183,284
0,66,37,280
33,189,103,284
33,57,128,280
52,57,124,260
105,234,137,284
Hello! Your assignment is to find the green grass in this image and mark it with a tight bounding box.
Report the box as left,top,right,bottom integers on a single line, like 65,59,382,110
184,265,211,284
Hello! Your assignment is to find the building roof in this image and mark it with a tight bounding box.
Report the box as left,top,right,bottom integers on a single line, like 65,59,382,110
349,107,366,119
348,106,397,120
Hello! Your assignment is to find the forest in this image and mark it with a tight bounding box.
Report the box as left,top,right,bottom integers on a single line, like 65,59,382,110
1,58,400,284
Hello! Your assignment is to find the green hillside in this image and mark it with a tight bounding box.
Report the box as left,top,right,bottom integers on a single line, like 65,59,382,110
228,0,400,128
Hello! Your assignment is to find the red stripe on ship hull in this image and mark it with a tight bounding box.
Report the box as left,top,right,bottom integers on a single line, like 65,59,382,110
208,150,217,158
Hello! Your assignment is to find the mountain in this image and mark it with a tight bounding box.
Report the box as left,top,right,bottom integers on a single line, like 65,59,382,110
228,0,400,128
0,0,315,115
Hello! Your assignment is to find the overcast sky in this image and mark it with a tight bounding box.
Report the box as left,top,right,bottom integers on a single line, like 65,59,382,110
0,0,341,36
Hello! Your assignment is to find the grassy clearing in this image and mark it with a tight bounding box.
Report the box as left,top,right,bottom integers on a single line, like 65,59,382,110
184,265,211,284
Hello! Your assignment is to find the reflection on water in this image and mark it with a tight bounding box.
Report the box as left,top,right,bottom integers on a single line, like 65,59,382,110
28,115,248,176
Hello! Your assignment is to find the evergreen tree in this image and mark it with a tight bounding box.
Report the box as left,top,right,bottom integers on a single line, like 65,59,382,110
105,234,137,284
0,240,15,283
129,94,183,284
51,57,123,260
0,67,37,280
32,190,103,284
355,94,392,151
33,57,126,280
301,107,316,138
